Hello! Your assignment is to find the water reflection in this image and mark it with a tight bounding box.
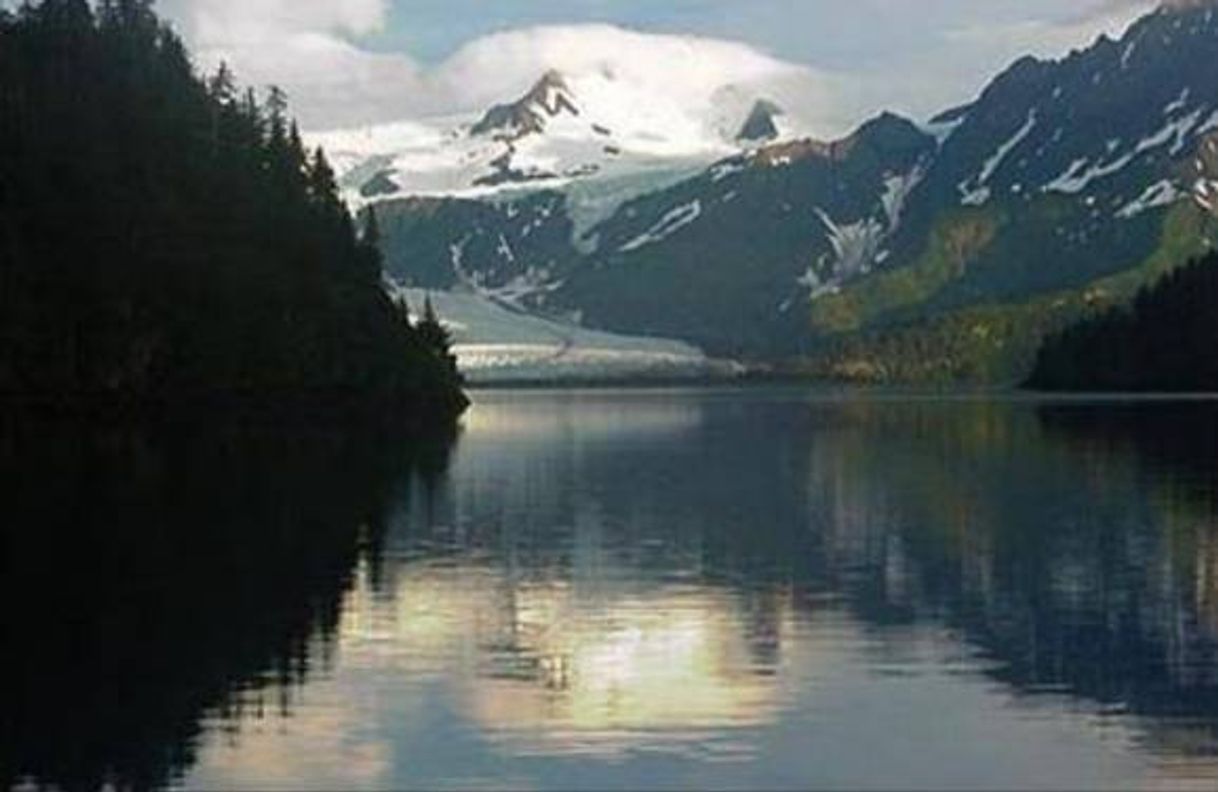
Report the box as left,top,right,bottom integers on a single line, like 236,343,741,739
1,414,455,791
6,391,1218,790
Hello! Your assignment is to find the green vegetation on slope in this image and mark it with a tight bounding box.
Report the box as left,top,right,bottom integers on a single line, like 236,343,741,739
810,206,1004,335
799,200,1218,385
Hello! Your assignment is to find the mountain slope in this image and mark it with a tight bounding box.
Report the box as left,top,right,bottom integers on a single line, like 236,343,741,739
310,67,792,205
546,113,936,354
353,1,1218,383
799,1,1218,382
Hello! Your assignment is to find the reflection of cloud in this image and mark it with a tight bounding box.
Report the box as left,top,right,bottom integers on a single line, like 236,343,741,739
335,556,789,753
178,394,1218,790
470,593,783,748
193,688,392,791
462,391,703,443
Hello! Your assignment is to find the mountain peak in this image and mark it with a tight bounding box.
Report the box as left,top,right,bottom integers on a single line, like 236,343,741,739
736,99,784,143
470,69,580,140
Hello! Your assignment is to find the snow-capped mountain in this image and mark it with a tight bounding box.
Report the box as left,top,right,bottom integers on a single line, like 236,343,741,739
361,1,1218,381
309,67,799,206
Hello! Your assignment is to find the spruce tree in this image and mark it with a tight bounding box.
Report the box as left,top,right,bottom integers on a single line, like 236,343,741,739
0,0,467,414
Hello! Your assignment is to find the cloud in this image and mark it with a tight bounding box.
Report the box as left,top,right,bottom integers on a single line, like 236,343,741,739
159,2,845,134
943,0,1153,58
163,0,389,40
160,0,422,128
154,0,1171,136
428,24,839,124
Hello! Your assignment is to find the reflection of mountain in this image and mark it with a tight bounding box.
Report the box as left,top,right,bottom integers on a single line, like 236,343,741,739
0,416,454,791
801,399,1218,755
10,393,1218,788
397,393,1218,760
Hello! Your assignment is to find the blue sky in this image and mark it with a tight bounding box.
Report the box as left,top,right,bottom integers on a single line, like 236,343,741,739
368,0,1147,67
159,0,1159,131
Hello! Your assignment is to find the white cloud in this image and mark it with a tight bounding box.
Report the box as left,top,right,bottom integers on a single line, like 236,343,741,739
160,0,421,128
164,0,389,40
154,0,1169,137
159,2,846,135
425,24,842,132
942,1,1152,61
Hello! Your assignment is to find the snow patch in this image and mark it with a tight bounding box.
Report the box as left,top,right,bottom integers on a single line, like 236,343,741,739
880,166,925,231
1116,180,1182,218
980,111,1037,184
709,160,746,182
1195,179,1218,212
922,114,966,146
958,109,1036,205
565,163,708,252
449,236,472,281
1043,154,1134,194
1198,108,1218,136
619,200,703,252
1164,88,1191,116
1120,39,1137,69
815,208,884,279
495,233,516,263
1135,108,1204,157
960,186,991,207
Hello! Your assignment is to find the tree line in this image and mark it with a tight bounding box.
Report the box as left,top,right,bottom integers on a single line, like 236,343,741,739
1026,251,1218,391
0,0,465,417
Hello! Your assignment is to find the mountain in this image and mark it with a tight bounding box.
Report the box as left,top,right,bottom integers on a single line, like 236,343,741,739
469,69,580,140
737,99,784,143
310,67,796,205
543,113,936,353
802,0,1218,381
333,1,1218,383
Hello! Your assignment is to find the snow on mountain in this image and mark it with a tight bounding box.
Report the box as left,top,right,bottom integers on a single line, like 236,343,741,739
924,2,1218,224
325,0,1218,378
395,288,741,384
307,66,807,208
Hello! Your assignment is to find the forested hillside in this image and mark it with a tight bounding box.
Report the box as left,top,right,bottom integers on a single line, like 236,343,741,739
1026,251,1218,391
0,0,466,417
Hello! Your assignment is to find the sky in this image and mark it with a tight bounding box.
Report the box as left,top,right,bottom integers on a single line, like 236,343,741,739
151,0,1165,135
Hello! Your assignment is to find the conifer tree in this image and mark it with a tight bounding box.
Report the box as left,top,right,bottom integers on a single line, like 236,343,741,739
416,296,458,376
0,0,467,414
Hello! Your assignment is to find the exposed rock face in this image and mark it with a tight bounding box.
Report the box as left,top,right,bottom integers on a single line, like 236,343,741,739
371,2,1218,371
470,70,580,141
737,99,783,143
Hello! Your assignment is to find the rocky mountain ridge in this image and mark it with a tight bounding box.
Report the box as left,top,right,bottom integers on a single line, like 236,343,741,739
363,1,1218,380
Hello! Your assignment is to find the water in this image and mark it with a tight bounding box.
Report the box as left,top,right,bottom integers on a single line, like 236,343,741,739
5,388,1218,790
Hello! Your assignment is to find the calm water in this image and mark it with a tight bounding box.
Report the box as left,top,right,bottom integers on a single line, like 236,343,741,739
6,388,1218,790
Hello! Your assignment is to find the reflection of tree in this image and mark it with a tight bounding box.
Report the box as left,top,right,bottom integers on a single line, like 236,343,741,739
20,393,1216,786
803,399,1218,756
0,414,454,791
377,395,1218,760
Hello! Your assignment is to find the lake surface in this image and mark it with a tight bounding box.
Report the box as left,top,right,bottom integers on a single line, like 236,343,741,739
6,388,1218,790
